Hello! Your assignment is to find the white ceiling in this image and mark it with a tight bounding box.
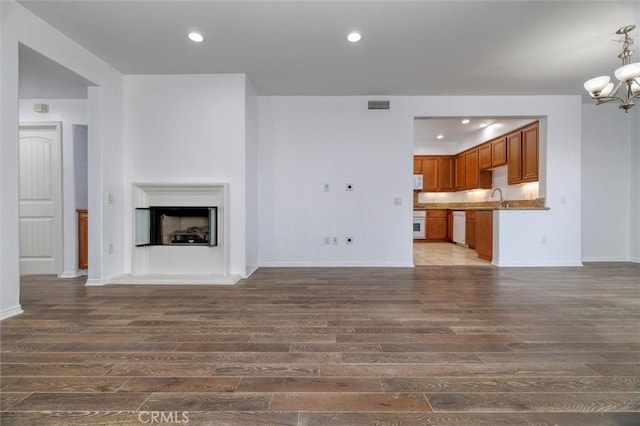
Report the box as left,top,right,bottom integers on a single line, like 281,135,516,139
16,0,640,97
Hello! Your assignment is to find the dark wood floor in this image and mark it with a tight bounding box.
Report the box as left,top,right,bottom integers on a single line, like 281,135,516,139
1,264,639,425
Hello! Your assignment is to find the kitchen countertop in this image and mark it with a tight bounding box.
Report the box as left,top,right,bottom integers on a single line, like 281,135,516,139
414,198,549,211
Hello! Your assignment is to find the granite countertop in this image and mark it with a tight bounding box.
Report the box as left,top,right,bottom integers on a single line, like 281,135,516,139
414,198,549,211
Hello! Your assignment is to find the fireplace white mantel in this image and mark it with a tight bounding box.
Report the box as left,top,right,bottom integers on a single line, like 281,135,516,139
109,183,240,285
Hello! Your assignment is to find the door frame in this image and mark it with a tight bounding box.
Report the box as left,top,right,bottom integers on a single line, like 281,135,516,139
18,122,63,276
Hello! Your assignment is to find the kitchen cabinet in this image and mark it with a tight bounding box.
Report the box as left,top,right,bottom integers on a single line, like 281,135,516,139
456,149,491,190
422,156,438,191
492,137,507,167
465,210,476,249
426,210,448,241
77,209,88,270
480,137,508,170
475,210,493,262
522,123,539,182
413,156,423,174
479,143,492,170
416,156,454,192
455,153,466,191
508,121,539,185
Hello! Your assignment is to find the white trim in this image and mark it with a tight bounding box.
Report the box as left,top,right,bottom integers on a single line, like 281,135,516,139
108,274,241,285
59,270,81,278
259,261,415,268
582,256,633,262
493,260,583,267
85,278,107,286
243,263,259,278
630,257,640,264
0,305,24,320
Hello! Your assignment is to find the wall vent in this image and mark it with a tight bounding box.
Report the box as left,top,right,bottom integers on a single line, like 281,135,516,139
368,100,390,110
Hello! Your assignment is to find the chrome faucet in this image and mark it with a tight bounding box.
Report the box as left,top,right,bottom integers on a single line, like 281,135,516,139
490,187,504,203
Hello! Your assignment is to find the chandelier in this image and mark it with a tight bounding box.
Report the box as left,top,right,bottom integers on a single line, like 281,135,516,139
584,25,640,112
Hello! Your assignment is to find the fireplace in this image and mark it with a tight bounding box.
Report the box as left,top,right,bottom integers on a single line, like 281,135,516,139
125,183,234,283
136,206,217,247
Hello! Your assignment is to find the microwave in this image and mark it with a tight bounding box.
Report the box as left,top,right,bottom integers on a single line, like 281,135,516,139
413,174,423,191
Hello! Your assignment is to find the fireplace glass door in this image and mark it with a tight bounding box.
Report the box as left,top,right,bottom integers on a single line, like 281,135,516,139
135,207,217,247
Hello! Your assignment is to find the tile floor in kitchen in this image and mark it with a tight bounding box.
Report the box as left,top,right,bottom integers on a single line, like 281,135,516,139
414,242,491,266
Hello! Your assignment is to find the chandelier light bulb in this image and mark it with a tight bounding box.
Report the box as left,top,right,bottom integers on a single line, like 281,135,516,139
584,76,610,95
600,82,615,97
614,63,640,82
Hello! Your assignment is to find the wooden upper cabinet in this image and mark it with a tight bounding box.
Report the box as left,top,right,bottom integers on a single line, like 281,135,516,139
455,153,466,190
413,156,423,174
437,156,454,191
466,148,480,188
507,131,523,185
415,156,454,192
507,121,539,185
492,137,507,167
522,123,539,182
422,156,439,192
478,143,492,170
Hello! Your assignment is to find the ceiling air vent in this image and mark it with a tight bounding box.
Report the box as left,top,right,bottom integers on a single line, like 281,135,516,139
368,100,390,110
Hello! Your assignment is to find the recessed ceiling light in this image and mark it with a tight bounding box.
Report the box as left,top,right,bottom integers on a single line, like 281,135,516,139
188,32,204,43
461,119,470,124
437,134,444,139
478,123,488,128
347,32,362,43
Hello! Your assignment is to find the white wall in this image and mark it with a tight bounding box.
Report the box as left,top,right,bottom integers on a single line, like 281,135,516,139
581,104,635,261
259,95,583,267
123,74,250,277
19,99,88,277
1,1,124,318
257,97,416,267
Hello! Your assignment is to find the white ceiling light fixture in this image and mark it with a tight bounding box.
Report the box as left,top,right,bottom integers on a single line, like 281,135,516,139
188,32,204,43
347,32,362,43
584,25,640,112
436,134,444,139
461,119,470,124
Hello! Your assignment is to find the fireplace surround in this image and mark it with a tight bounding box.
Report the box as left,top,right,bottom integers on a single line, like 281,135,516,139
109,182,238,285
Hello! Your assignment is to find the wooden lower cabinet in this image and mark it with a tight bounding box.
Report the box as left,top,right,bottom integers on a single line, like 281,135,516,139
77,209,88,270
465,210,476,249
475,210,493,262
426,210,448,241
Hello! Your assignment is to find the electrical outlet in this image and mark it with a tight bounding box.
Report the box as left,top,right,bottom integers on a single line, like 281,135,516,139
541,235,547,245
323,183,330,192
108,243,114,254
345,236,354,244
332,237,338,245
324,237,330,245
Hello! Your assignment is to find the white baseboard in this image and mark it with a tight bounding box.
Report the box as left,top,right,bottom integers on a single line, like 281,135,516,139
242,263,259,278
0,305,24,320
258,261,415,268
59,270,80,278
85,278,107,286
107,274,242,285
493,260,584,267
630,257,640,264
582,256,635,262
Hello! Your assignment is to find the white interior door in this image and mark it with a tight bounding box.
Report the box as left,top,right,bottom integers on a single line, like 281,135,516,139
19,123,62,275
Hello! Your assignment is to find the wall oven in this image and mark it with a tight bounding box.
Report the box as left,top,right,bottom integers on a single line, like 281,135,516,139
413,210,426,239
